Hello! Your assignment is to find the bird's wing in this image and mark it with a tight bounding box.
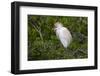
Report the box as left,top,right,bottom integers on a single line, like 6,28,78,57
63,28,72,43
59,27,72,48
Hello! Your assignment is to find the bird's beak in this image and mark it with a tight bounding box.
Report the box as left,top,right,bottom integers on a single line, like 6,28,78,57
52,28,54,31
52,28,55,31
53,28,56,32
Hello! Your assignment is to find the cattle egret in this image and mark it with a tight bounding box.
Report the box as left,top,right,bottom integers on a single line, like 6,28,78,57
54,22,72,48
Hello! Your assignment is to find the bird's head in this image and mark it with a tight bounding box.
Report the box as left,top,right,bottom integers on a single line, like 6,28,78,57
54,22,63,29
54,22,63,31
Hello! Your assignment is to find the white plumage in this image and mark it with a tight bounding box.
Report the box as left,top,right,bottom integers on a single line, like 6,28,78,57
54,22,72,48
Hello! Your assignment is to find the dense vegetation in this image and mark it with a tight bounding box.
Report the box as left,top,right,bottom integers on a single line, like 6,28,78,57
28,15,88,61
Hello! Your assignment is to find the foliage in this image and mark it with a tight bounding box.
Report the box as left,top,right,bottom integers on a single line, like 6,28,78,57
28,15,88,60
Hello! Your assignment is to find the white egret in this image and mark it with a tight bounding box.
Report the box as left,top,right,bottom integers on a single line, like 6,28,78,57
54,22,72,48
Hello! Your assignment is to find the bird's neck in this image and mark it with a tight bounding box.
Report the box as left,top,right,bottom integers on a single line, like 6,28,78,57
57,26,63,29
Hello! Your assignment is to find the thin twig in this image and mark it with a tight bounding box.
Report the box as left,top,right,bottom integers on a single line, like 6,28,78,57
29,20,45,50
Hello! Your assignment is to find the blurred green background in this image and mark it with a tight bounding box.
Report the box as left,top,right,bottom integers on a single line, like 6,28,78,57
28,15,88,61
